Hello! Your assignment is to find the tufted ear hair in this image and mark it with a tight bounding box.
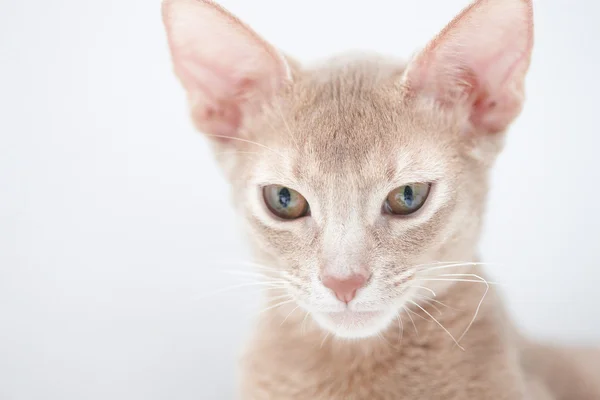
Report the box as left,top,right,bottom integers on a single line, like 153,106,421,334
162,0,293,141
402,0,534,134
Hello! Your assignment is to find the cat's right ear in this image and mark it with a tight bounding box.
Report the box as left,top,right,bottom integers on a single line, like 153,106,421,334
162,0,293,142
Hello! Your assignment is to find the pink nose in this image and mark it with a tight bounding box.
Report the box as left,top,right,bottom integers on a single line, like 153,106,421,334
321,274,368,303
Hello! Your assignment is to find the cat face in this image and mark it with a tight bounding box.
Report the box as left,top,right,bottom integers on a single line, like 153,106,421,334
162,0,533,338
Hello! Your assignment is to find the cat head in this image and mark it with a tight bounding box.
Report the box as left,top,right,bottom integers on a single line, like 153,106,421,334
162,0,533,338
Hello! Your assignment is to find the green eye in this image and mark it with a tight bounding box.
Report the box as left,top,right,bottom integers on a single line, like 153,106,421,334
263,185,310,220
384,183,431,215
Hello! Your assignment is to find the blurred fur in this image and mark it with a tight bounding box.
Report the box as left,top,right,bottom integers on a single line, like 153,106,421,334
162,0,599,398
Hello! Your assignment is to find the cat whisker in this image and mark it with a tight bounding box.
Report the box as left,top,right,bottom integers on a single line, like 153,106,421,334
402,306,419,336
269,293,295,302
418,261,502,273
200,281,285,299
408,260,472,270
280,304,301,326
219,270,276,279
408,300,464,351
257,299,296,315
397,312,405,342
213,260,280,272
413,294,459,312
214,150,262,157
456,274,490,344
404,285,437,297
204,134,286,159
417,298,443,316
301,310,311,335
414,278,500,285
320,331,330,349
273,99,301,152
377,332,393,348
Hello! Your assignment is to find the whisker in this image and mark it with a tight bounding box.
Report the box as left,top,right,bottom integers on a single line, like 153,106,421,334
397,313,405,342
414,278,500,285
408,300,464,351
269,293,295,302
320,331,330,349
213,260,280,272
405,306,429,322
214,151,261,157
413,294,459,311
419,261,501,272
405,285,436,297
409,260,469,270
257,299,296,315
456,275,490,344
377,332,393,348
280,304,300,326
204,134,286,158
273,99,301,152
419,298,443,316
301,310,311,335
403,306,419,335
198,281,287,299
220,270,273,279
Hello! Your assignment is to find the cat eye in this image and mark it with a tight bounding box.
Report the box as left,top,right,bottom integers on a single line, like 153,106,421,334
384,183,431,216
263,185,310,220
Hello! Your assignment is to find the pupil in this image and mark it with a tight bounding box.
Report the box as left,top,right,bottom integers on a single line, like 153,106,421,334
403,186,414,206
278,188,291,208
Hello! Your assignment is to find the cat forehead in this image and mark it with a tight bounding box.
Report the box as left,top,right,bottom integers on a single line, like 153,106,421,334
274,58,453,179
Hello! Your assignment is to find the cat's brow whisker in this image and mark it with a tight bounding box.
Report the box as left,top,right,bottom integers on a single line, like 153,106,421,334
408,300,464,351
273,99,301,151
204,134,287,159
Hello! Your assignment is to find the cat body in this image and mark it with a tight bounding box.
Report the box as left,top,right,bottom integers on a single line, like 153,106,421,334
161,0,599,398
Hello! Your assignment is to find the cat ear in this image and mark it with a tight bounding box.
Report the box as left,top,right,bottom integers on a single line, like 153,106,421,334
162,0,292,141
402,0,534,134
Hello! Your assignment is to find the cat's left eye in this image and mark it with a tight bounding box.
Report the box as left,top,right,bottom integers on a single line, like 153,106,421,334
384,183,431,216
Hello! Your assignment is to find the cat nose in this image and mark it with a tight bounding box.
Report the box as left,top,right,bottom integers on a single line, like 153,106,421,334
321,273,369,303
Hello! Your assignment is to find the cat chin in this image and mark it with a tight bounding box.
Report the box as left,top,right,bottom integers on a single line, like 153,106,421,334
311,309,396,339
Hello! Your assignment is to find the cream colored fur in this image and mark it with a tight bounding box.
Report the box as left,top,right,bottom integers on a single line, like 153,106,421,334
161,0,600,398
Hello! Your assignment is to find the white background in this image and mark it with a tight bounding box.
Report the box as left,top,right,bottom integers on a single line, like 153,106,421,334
1,0,599,399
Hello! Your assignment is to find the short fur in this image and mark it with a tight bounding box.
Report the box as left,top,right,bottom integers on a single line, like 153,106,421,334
161,0,600,398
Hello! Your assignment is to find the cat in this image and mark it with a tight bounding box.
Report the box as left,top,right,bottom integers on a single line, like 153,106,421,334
161,0,600,398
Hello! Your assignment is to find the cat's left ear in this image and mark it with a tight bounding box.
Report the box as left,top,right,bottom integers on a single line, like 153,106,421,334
162,0,293,141
401,0,534,134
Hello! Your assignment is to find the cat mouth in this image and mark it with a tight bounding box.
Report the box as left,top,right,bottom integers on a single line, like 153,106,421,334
324,310,382,323
311,309,394,338
318,310,386,335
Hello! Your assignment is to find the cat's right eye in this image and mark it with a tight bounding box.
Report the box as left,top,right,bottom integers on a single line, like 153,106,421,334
263,185,310,220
